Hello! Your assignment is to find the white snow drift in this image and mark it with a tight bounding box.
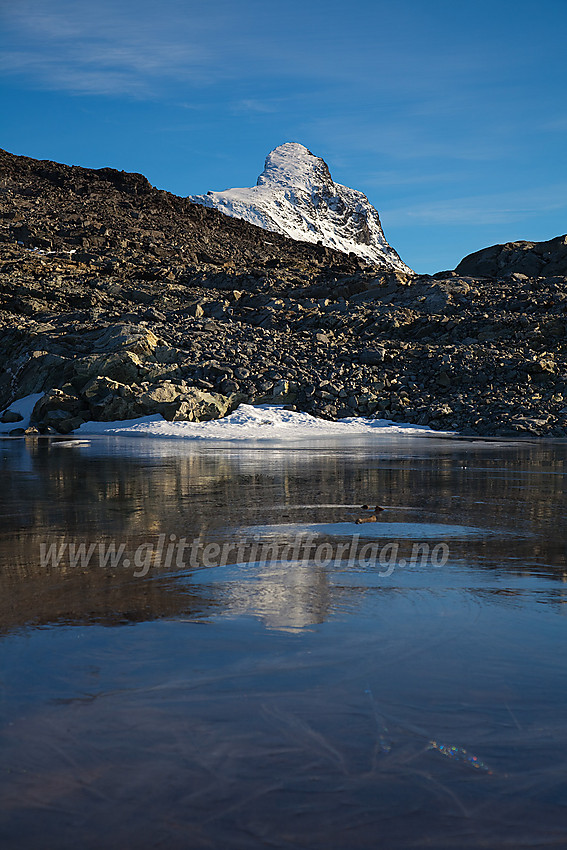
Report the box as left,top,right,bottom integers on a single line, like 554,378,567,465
74,404,442,440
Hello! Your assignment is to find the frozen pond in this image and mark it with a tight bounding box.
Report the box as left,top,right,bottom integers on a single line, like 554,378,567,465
1,433,566,848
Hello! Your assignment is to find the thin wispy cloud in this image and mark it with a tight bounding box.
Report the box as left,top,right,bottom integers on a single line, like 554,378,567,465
0,0,520,101
232,99,280,115
0,1,223,96
382,184,567,227
362,170,466,188
309,120,522,165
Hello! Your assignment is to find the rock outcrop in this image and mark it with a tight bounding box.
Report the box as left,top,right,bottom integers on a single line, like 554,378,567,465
456,234,567,278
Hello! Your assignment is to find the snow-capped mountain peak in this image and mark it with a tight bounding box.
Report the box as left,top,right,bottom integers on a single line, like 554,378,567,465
256,142,334,191
189,143,411,272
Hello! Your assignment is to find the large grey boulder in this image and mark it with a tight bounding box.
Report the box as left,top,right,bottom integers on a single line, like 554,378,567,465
73,350,145,387
32,388,83,420
456,234,567,278
161,388,234,422
1,351,73,409
420,283,453,313
81,376,144,421
359,347,386,365
88,323,160,356
30,388,88,433
138,383,234,421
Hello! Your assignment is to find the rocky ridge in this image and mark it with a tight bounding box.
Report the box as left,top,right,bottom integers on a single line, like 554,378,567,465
1,147,567,438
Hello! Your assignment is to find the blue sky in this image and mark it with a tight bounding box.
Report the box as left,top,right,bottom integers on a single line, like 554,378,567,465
1,0,566,273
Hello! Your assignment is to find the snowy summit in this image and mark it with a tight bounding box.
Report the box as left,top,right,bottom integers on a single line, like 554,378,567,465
189,142,411,271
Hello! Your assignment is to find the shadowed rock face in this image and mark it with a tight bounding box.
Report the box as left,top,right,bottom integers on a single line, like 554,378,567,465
456,234,567,278
1,146,567,438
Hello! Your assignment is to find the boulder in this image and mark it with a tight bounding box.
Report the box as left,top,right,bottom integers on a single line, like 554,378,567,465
31,388,83,427
420,284,452,314
73,351,144,386
4,351,73,408
159,388,233,422
359,347,386,365
184,301,205,318
81,376,144,421
455,234,567,278
89,323,159,356
0,410,23,423
255,380,298,405
138,382,182,417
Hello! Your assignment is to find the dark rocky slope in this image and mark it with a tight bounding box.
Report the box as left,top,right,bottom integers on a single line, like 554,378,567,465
1,148,566,437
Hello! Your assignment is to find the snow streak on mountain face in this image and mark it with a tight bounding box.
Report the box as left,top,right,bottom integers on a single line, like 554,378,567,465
189,143,412,271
